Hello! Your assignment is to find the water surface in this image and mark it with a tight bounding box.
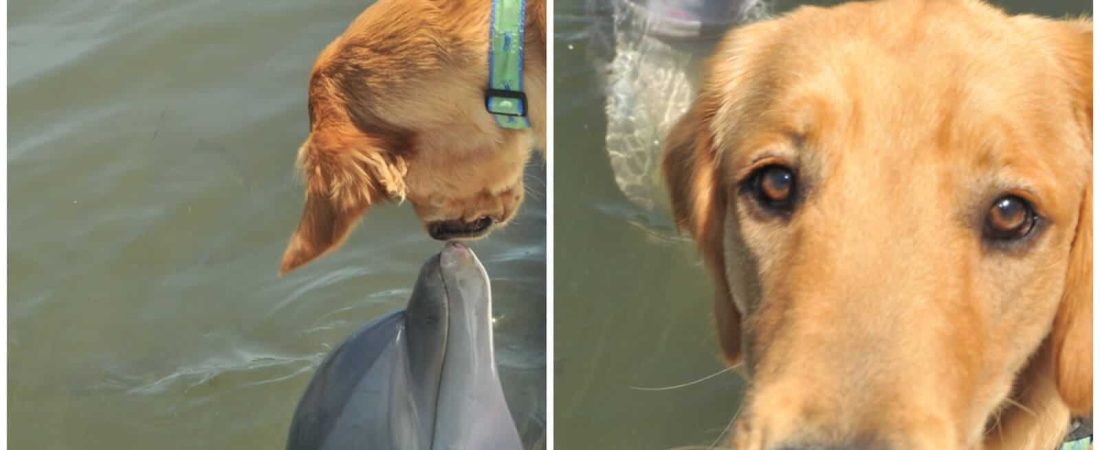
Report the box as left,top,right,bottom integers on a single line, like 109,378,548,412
9,1,546,448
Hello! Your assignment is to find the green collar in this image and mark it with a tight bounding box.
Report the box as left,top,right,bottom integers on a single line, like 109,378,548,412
1061,417,1092,450
1061,436,1091,450
485,0,530,129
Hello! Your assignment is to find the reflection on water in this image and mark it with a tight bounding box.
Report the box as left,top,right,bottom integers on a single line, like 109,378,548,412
8,0,545,449
593,0,765,219
555,0,1089,448
556,1,747,447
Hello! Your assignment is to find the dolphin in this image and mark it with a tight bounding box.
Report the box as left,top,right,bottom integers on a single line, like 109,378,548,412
286,242,524,450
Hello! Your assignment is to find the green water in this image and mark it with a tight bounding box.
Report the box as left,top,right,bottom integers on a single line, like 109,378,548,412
8,1,545,448
554,3,745,447
553,0,1089,448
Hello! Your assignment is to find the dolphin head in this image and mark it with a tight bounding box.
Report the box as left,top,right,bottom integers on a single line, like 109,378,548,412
406,242,492,338
406,242,521,449
405,242,494,376
437,241,492,312
287,243,521,450
402,242,497,443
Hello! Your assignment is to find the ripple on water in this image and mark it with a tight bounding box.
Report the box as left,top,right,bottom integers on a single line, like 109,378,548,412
268,267,374,316
125,349,321,397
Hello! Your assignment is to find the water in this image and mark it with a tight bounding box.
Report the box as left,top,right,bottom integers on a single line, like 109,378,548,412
555,3,746,447
8,1,545,449
553,0,1089,448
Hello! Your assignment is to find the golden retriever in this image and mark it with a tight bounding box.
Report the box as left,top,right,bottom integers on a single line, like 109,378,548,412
281,0,546,273
662,0,1091,448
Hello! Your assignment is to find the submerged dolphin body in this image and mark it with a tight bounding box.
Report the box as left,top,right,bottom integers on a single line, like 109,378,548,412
287,243,523,450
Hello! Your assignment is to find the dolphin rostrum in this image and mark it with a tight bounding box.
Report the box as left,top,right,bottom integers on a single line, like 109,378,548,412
286,242,524,450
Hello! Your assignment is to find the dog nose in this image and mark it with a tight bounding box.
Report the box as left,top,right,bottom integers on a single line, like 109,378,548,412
427,217,495,240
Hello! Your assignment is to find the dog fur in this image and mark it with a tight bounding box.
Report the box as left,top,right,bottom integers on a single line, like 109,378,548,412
663,0,1091,448
281,0,545,273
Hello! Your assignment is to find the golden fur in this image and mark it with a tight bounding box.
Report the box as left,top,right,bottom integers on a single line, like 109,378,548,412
662,0,1091,448
281,0,546,273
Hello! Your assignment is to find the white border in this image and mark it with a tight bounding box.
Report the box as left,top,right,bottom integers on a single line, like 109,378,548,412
545,0,556,444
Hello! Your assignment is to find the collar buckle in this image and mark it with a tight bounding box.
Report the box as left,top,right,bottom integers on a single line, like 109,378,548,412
485,88,528,118
486,0,529,129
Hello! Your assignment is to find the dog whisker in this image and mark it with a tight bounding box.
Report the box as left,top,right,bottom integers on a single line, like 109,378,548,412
522,172,547,201
628,366,734,391
984,407,1004,442
995,411,1004,444
1001,397,1037,417
663,372,744,450
523,182,545,201
705,396,745,450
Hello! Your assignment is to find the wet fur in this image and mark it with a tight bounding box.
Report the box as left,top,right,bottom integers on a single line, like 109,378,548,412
281,0,546,273
663,0,1091,448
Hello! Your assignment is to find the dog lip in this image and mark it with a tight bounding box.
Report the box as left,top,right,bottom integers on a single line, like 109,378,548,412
428,217,495,240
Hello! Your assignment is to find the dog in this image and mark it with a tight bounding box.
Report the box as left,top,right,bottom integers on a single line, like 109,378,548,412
281,0,546,274
662,0,1091,448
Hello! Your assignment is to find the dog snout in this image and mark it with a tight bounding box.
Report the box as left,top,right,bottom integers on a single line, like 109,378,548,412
427,216,495,240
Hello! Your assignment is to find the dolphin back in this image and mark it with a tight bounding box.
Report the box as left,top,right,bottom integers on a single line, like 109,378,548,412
287,311,422,450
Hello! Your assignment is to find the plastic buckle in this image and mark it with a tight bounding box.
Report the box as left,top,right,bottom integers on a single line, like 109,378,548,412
485,88,528,118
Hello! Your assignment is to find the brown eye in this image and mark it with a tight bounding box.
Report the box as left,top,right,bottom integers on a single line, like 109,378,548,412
984,196,1037,241
748,165,796,211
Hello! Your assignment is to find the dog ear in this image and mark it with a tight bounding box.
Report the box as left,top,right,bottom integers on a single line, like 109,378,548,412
1044,18,1092,415
1051,183,1091,415
661,19,784,366
280,130,407,274
1057,19,1092,132
663,98,743,366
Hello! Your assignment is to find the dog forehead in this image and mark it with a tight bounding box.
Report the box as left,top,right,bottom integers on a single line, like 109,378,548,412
707,0,1086,187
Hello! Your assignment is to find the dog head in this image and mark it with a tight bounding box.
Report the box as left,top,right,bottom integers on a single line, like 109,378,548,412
663,0,1091,447
280,0,545,274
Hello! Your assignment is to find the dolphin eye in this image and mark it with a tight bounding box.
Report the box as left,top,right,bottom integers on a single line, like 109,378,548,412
745,165,797,213
984,195,1038,242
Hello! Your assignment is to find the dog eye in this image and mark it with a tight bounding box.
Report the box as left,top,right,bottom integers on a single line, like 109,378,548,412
747,165,796,211
984,196,1037,241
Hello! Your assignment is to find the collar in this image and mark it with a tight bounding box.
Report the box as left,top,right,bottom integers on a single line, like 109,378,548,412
485,0,530,129
1061,436,1092,450
1061,417,1092,450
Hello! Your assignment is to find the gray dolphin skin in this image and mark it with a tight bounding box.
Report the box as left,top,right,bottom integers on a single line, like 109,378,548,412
286,242,523,450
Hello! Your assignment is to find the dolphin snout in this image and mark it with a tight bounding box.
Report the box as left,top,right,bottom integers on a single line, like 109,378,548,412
437,242,491,309
441,241,476,268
